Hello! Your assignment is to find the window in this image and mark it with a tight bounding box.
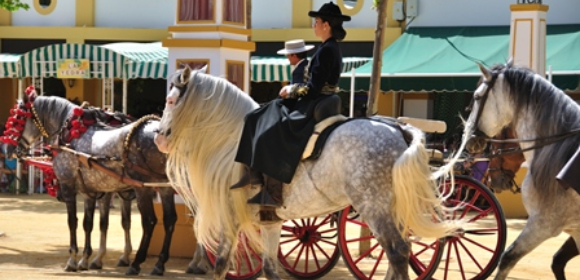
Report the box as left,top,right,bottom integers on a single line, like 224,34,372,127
178,0,214,22
223,0,244,24
226,60,245,90
176,59,210,72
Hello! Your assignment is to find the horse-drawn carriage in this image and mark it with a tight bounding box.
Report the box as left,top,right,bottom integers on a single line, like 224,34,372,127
203,117,507,280
8,60,577,280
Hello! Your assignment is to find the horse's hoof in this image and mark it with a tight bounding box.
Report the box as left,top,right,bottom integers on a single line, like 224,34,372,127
64,264,77,272
89,261,102,270
117,259,130,267
185,266,207,275
125,267,140,276
77,259,89,271
150,266,164,276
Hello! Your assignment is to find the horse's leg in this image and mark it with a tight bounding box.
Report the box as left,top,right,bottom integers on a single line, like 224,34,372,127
494,217,560,280
117,196,133,267
552,236,579,280
64,192,79,272
186,243,210,274
150,188,177,275
213,233,236,280
89,193,113,269
125,188,151,275
77,196,97,270
261,222,283,280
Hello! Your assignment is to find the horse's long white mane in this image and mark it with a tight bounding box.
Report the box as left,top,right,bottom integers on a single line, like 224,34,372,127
161,70,260,252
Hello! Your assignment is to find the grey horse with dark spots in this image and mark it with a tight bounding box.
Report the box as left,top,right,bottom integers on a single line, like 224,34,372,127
1,92,180,276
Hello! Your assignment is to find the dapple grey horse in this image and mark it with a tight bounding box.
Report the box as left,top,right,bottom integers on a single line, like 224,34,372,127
453,61,580,280
154,66,458,280
1,92,179,276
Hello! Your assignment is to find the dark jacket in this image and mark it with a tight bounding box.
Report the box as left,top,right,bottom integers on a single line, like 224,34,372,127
292,59,308,84
235,38,343,183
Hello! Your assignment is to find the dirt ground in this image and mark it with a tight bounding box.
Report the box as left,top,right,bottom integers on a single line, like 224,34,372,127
1,193,579,280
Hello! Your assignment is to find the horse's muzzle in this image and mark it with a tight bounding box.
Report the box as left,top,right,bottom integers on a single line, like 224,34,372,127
154,133,169,154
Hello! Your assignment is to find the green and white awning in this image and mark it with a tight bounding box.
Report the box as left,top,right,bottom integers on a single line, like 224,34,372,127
102,42,168,79
18,42,168,79
251,56,371,82
0,54,21,78
19,43,125,78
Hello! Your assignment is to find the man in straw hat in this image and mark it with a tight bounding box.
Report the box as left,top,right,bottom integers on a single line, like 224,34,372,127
277,39,314,110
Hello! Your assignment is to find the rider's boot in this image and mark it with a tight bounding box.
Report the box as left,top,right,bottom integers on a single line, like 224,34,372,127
556,146,580,195
230,165,264,190
247,176,282,208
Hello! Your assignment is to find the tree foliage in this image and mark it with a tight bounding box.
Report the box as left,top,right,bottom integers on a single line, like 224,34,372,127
0,0,30,11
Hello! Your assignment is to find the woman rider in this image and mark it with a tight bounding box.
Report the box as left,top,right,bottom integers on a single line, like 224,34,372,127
232,2,350,215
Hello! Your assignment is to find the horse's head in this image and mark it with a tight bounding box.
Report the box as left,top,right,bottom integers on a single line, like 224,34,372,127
485,126,525,192
155,65,207,153
467,60,516,140
1,87,43,158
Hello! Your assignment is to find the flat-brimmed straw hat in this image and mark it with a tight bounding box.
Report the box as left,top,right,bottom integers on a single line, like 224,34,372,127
277,39,315,55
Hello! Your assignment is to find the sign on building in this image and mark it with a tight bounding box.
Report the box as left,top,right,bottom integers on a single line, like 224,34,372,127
57,59,90,79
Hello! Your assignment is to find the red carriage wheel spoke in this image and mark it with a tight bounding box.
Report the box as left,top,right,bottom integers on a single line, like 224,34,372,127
468,207,494,223
307,244,320,271
368,249,385,279
456,238,484,271
283,241,303,259
459,190,482,219
461,236,495,253
314,241,332,260
318,227,338,235
354,242,381,265
346,217,370,227
280,237,299,244
413,240,439,256
443,240,453,280
319,238,337,246
453,240,467,280
464,228,499,235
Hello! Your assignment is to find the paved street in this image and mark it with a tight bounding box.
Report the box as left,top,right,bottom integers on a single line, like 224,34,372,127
0,193,579,279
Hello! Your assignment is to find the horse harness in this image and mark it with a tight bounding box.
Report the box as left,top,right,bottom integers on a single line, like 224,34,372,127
30,111,166,189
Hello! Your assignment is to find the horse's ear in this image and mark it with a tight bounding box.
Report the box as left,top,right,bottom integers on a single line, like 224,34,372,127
24,85,37,103
181,65,192,84
506,57,514,68
477,63,492,82
199,65,208,74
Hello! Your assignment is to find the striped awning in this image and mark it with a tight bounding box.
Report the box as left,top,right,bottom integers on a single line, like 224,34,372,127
0,54,21,78
102,42,168,79
19,43,124,78
18,43,168,79
251,56,371,82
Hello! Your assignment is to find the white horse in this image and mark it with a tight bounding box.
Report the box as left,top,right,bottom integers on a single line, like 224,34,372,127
154,66,458,280
448,60,580,280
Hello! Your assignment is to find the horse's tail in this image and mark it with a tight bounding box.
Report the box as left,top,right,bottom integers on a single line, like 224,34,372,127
391,124,457,239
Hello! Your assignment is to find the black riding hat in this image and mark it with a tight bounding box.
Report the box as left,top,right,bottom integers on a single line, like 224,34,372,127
308,2,351,21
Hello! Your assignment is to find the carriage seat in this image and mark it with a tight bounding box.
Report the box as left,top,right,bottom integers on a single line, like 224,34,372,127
397,117,447,163
314,95,342,123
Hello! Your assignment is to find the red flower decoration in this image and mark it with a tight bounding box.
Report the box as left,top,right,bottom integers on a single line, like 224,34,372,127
78,126,87,133
71,119,81,128
73,107,84,117
25,86,35,95
70,129,80,138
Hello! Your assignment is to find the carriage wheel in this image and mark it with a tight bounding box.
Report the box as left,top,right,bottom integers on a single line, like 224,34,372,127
205,232,263,280
413,175,507,280
338,205,445,280
278,214,341,279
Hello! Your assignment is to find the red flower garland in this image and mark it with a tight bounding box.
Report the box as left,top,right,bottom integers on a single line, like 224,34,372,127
1,86,35,146
41,167,59,197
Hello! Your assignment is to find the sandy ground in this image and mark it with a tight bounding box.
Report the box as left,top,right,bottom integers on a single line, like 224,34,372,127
1,193,579,280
